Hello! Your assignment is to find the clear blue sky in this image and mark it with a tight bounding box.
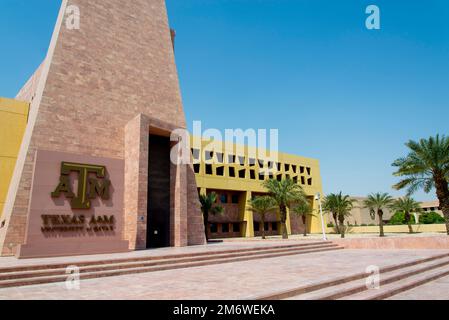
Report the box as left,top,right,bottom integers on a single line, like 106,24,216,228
1,0,448,201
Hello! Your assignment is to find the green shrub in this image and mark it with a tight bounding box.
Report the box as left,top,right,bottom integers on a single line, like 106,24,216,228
361,224,367,227
419,212,445,225
327,222,334,228
389,211,416,225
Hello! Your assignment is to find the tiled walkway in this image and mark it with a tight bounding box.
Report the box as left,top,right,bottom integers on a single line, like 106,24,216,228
0,247,448,300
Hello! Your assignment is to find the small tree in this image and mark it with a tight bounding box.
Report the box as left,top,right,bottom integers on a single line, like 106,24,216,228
247,196,278,239
391,197,422,233
199,192,224,242
364,193,395,237
323,192,354,238
322,193,342,234
292,200,316,237
263,178,306,239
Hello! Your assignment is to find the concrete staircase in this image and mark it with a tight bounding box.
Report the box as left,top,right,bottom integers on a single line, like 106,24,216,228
0,241,342,289
256,252,449,300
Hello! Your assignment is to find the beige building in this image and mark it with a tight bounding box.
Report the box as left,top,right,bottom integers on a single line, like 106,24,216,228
342,198,444,226
420,201,444,217
343,197,395,226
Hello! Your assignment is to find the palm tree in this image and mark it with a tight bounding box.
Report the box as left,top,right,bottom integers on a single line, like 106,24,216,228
364,193,395,237
322,193,341,234
323,192,354,238
292,199,316,237
199,192,224,242
392,135,449,235
391,197,422,234
263,178,306,239
247,196,278,239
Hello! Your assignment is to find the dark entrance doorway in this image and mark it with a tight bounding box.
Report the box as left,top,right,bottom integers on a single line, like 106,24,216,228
147,135,171,248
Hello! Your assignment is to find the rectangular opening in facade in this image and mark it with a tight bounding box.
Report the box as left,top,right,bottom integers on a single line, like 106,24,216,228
194,164,201,174
206,164,213,175
216,166,225,176
250,170,256,180
229,167,236,177
147,135,171,249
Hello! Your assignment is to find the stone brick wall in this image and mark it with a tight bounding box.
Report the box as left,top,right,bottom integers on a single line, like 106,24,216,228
0,0,205,255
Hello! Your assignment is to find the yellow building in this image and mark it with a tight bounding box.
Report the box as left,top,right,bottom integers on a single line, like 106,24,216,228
191,137,324,238
0,96,324,240
0,98,29,220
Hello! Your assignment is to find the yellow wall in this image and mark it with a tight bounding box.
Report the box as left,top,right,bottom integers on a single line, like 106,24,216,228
191,137,325,235
326,224,447,234
0,98,29,218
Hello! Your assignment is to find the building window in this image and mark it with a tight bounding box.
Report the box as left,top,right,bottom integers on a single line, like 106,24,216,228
308,178,313,186
258,160,264,168
228,154,236,164
239,169,246,179
300,166,305,174
238,156,246,166
233,223,240,233
220,194,228,204
205,151,214,161
277,174,282,181
210,224,218,233
216,166,225,176
271,223,278,231
206,164,213,175
194,164,200,174
264,222,269,231
259,173,265,181
254,222,260,232
232,195,239,204
292,165,297,173
191,149,200,160
229,167,236,177
285,164,290,172
221,223,229,233
249,158,256,167
216,153,224,163
250,170,256,180
307,167,311,175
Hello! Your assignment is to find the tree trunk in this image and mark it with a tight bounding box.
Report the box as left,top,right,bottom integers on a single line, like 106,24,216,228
339,217,345,239
280,205,288,239
261,215,266,240
378,210,385,237
203,211,209,243
302,215,307,237
434,173,449,236
405,212,413,234
333,213,340,234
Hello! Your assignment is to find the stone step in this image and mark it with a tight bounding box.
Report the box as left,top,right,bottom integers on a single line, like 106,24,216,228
341,263,449,300
0,244,343,288
0,241,332,274
287,256,449,300
255,252,449,300
0,243,339,281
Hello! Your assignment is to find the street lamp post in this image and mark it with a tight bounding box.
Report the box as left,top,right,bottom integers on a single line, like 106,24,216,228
315,193,327,241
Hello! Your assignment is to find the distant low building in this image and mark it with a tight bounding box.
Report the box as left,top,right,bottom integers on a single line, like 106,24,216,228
420,201,444,217
342,197,444,227
343,197,395,226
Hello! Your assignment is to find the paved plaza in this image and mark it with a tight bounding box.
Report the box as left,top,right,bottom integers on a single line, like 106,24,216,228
0,239,448,300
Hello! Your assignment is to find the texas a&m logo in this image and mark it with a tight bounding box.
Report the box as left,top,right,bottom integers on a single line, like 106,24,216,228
51,162,111,209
